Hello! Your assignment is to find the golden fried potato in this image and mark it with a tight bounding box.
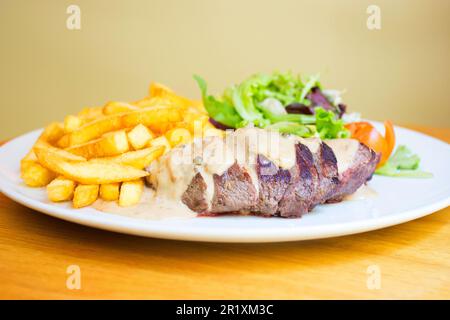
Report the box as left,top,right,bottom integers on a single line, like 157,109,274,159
21,161,56,187
77,106,103,122
34,145,148,184
121,106,182,132
99,183,120,201
39,122,65,145
64,115,83,133
149,82,193,109
119,179,144,207
90,145,164,169
127,124,154,150
203,127,225,138
165,128,192,147
34,141,86,162
73,184,99,208
47,177,76,202
149,82,174,97
56,134,70,148
103,101,138,115
67,114,124,146
149,136,171,154
66,130,129,159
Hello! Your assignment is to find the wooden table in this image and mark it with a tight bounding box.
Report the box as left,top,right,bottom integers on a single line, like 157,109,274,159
0,125,449,299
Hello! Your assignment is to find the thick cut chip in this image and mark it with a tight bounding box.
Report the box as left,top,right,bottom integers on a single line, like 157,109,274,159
64,115,83,133
39,122,65,144
47,177,76,202
103,101,138,115
99,183,120,201
119,179,144,207
67,114,124,146
66,130,129,159
165,128,192,147
34,141,86,162
127,124,154,150
34,146,148,184
21,161,56,187
90,145,164,169
149,136,171,154
121,106,182,133
73,184,99,208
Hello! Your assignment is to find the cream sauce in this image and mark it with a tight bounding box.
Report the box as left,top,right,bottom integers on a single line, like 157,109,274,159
95,128,369,219
324,138,360,174
93,188,196,220
343,184,378,201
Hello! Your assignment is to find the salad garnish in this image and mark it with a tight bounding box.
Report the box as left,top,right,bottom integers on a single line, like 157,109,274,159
375,145,433,178
194,72,349,139
194,71,432,178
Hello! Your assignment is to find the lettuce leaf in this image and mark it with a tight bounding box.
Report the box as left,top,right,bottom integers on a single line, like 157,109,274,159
266,122,316,137
315,107,350,139
375,145,432,178
194,75,243,128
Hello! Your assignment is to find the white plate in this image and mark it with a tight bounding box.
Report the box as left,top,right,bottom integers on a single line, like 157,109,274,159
0,123,449,243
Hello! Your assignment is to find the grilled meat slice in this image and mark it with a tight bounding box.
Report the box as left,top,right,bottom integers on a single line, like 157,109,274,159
183,146,378,217
149,128,380,218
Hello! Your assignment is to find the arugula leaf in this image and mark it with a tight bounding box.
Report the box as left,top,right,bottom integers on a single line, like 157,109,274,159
193,75,243,128
375,145,433,178
315,107,350,139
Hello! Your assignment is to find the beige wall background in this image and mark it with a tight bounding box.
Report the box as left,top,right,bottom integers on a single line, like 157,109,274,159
0,0,449,139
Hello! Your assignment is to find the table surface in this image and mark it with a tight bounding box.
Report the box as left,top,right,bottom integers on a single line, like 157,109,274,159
0,125,449,299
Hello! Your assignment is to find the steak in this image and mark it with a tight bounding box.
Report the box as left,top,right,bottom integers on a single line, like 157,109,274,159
180,137,380,218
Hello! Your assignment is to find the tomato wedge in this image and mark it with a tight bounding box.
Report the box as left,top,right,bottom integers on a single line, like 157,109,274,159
345,121,395,167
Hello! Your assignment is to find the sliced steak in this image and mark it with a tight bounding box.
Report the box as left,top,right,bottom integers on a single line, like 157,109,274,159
174,129,380,218
181,172,209,214
210,162,258,213
278,143,319,217
252,155,291,216
326,143,380,202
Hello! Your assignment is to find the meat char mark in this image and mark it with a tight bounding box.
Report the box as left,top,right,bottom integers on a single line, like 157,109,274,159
210,162,258,213
182,141,380,218
326,143,380,202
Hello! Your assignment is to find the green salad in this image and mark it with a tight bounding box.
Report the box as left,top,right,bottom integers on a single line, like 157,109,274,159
194,72,350,139
194,71,431,179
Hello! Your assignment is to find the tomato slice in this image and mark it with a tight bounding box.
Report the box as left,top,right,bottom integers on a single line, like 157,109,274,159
345,121,395,167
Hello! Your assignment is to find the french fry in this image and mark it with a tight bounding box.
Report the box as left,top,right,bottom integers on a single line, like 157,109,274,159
121,106,182,132
99,183,120,201
127,124,154,150
133,96,174,108
90,145,164,169
73,184,99,208
77,106,103,122
149,82,174,97
103,101,138,115
47,177,76,202
34,141,86,162
56,134,70,148
39,122,65,144
149,136,171,154
119,179,144,207
66,130,129,159
149,82,193,109
67,114,124,146
64,115,83,133
165,127,192,147
34,146,148,184
21,161,56,187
